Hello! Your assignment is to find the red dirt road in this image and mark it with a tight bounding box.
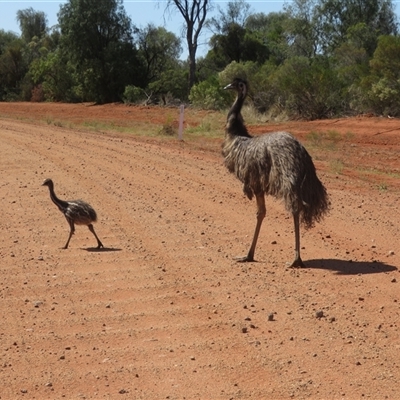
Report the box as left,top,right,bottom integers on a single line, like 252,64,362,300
1,103,400,399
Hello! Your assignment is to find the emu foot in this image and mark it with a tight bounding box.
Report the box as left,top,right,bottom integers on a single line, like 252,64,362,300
235,255,255,263
289,257,306,268
97,242,104,249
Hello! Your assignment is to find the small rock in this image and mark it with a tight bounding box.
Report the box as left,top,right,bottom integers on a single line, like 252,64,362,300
20,389,27,394
315,310,324,319
391,278,397,283
268,313,274,321
119,389,127,394
242,327,248,333
388,250,395,256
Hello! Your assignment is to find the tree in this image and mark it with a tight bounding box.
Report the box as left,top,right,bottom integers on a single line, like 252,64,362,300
364,35,400,115
208,23,269,67
137,24,181,82
165,0,211,90
246,12,290,65
134,24,185,102
205,1,268,69
16,8,48,43
58,0,145,103
284,0,321,57
28,48,78,102
0,30,19,55
0,37,26,100
207,0,251,33
318,0,398,55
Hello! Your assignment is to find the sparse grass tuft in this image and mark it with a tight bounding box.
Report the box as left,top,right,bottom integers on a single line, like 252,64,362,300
158,114,177,136
344,131,355,140
377,183,388,192
185,113,224,138
330,159,344,175
306,130,342,151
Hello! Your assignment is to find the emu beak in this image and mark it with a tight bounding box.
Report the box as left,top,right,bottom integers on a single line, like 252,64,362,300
224,83,234,90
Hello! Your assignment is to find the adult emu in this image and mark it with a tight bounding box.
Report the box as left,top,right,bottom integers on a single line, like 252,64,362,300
223,78,329,267
42,178,104,249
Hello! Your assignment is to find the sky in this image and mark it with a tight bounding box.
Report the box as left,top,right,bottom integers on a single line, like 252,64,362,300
0,0,287,58
1,1,400,59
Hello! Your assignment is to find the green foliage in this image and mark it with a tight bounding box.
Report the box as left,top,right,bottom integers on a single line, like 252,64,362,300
360,35,400,115
58,0,145,103
189,76,229,109
137,24,182,83
268,56,346,119
245,12,290,65
0,38,27,100
208,23,269,67
16,8,48,43
218,60,260,87
1,0,400,120
28,49,78,101
123,85,143,104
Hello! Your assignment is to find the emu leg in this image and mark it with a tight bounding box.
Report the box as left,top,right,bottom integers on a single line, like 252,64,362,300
290,212,305,268
237,194,266,262
88,224,104,249
63,219,75,249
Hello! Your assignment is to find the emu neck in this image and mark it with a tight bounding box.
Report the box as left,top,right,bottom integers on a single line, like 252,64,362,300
47,184,69,211
226,92,252,138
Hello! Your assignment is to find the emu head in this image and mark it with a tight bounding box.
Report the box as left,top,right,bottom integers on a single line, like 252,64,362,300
42,178,53,187
224,78,248,99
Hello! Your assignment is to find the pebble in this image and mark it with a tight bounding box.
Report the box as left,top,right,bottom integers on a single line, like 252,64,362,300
315,310,324,319
268,313,274,321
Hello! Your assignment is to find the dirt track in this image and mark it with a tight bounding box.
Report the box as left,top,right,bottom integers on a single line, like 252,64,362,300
1,103,400,399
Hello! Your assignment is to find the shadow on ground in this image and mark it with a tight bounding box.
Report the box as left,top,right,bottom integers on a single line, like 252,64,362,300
306,258,397,275
84,247,122,252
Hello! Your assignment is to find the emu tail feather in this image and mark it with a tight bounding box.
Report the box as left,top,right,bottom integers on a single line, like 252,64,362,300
299,163,329,229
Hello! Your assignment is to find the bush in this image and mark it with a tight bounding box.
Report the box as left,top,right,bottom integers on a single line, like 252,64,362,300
189,76,228,110
270,56,346,120
123,85,143,104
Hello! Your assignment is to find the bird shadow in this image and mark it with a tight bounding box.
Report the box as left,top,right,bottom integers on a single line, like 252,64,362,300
83,247,122,253
305,258,397,275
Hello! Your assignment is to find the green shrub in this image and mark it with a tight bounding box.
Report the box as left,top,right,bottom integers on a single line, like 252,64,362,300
123,85,143,104
189,76,228,110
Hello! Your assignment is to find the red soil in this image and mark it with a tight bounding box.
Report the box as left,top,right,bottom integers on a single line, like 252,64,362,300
1,102,399,399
